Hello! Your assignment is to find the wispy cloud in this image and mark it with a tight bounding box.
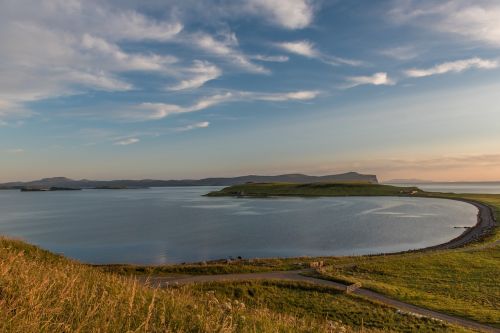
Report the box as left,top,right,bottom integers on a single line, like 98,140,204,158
113,138,140,146
244,0,317,29
175,121,210,132
127,89,320,121
167,60,221,91
344,72,395,88
276,40,363,66
390,0,500,48
276,40,319,58
379,45,420,61
0,0,183,115
191,32,268,74
252,55,289,62
81,34,178,72
405,57,499,78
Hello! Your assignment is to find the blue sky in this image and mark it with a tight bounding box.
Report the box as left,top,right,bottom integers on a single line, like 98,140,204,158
1,0,500,182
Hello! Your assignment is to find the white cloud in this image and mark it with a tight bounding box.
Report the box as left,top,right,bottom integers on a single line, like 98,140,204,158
405,57,499,78
0,0,184,119
129,90,320,121
345,72,395,88
252,55,289,62
390,0,500,47
65,71,133,91
277,40,319,58
244,0,316,29
113,138,140,146
81,34,178,72
258,90,320,101
379,45,420,61
276,40,363,66
167,60,221,91
191,32,268,73
175,121,210,132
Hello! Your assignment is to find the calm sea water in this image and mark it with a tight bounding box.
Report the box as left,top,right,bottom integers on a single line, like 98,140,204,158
387,183,500,194
0,187,478,264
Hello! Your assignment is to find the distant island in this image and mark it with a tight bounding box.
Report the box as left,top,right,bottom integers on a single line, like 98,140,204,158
0,172,378,190
206,182,421,197
20,187,82,192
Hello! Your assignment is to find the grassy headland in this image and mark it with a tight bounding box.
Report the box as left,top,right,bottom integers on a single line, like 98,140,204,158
206,182,422,197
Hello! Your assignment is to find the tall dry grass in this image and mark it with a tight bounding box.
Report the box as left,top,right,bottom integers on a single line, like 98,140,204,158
0,237,370,332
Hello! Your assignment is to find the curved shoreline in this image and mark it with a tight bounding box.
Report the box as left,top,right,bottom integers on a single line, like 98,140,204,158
415,197,496,252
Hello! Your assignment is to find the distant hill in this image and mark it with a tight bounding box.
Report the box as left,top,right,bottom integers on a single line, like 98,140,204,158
0,172,378,189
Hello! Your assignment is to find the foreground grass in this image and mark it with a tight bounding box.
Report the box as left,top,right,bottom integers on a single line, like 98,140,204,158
188,281,468,332
313,246,499,327
0,237,378,332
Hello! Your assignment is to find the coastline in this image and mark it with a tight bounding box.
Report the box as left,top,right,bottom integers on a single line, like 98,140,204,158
415,197,496,251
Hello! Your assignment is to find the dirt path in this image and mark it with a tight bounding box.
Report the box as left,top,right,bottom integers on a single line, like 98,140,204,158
142,270,499,333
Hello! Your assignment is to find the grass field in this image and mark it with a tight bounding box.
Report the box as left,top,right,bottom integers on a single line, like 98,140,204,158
188,281,469,332
0,237,382,332
312,245,499,327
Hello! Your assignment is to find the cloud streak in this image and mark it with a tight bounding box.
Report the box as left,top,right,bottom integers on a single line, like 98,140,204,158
127,89,320,121
405,57,499,78
344,72,395,88
175,121,210,132
113,138,140,146
276,40,363,66
167,60,221,91
191,32,268,74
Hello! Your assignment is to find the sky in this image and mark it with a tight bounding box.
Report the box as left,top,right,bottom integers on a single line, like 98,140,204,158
1,0,500,182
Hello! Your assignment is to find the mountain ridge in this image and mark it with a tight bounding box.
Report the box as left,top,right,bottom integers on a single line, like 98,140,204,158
0,172,378,189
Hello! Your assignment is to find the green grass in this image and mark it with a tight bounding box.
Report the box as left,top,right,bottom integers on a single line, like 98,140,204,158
188,281,470,332
313,246,500,327
100,258,330,276
0,237,378,332
206,182,422,197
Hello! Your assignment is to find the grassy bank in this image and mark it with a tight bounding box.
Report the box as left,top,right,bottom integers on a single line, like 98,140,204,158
311,245,499,327
206,182,421,197
0,237,378,332
188,281,467,332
